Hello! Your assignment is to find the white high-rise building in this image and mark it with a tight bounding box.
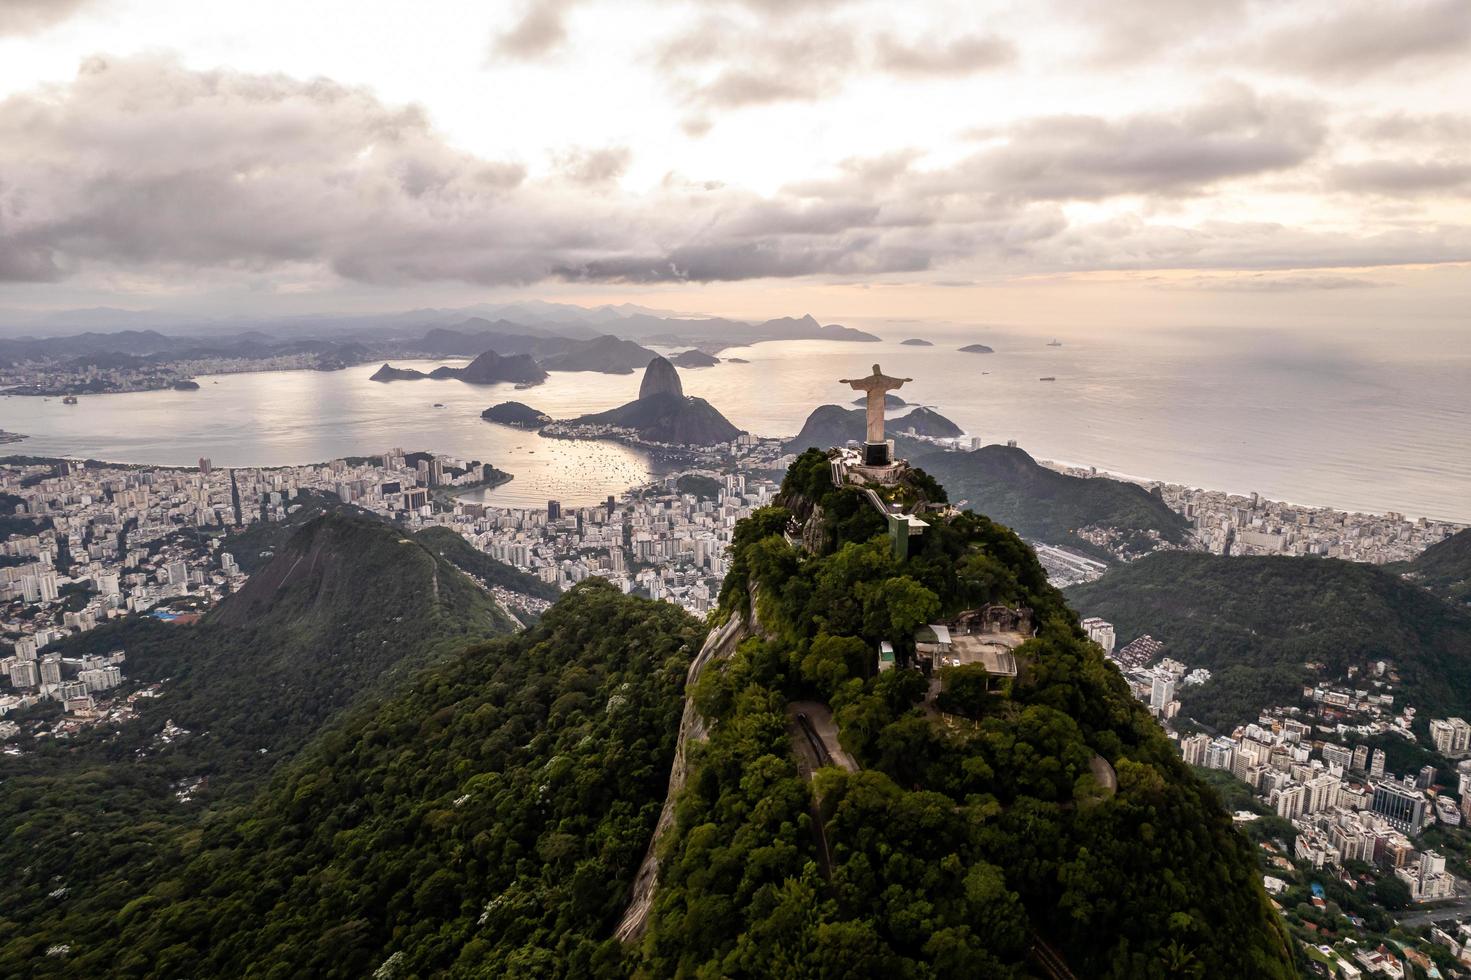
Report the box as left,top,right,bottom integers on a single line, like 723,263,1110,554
1371,748,1387,779
1082,617,1115,655
1276,784,1306,820
1150,674,1176,713
1430,718,1471,758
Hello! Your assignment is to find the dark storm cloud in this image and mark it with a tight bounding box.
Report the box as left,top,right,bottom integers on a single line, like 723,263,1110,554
0,0,94,36
1255,0,1471,78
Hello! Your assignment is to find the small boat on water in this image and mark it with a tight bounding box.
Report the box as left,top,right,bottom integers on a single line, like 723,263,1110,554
1047,339,1062,347
433,403,445,408
1038,376,1056,382
62,395,79,404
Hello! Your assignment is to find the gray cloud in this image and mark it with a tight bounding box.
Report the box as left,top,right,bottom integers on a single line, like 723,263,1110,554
1256,0,1471,78
659,19,858,109
874,32,1016,76
1331,159,1471,195
0,0,93,36
555,145,632,184
1355,112,1471,145
1,57,1466,291
491,0,576,60
656,15,1016,117
1066,0,1249,64
938,85,1326,201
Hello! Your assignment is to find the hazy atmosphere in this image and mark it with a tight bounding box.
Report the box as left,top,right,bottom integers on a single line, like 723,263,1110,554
1,0,1468,326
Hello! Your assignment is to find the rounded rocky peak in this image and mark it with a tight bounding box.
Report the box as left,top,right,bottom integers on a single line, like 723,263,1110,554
639,355,684,400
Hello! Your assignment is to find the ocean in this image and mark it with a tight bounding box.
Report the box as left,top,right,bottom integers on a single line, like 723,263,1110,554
3,322,1468,521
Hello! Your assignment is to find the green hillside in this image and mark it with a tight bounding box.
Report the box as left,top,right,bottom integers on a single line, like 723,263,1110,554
416,524,562,601
1391,526,1471,605
916,444,1192,560
639,449,1294,977
0,582,702,977
1067,551,1471,730
0,513,516,956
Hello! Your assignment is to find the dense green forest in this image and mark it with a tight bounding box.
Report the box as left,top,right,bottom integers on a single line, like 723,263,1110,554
1391,526,1471,605
0,513,517,964
637,449,1294,978
915,445,1191,560
1,581,701,976
1067,550,1471,731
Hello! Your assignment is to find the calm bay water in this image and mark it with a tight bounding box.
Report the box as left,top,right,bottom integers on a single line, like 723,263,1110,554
3,323,1468,521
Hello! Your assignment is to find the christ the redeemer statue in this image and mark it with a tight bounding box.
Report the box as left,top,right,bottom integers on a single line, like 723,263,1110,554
841,363,911,465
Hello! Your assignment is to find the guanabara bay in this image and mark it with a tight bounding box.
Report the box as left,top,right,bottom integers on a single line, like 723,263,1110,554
1,441,1294,978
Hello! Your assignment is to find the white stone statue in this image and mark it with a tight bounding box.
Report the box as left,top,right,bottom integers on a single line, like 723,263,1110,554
841,364,911,445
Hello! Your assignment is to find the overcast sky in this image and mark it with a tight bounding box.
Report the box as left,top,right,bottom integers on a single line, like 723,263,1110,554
0,0,1468,328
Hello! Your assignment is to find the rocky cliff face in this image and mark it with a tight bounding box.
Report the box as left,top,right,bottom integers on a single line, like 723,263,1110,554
638,355,684,399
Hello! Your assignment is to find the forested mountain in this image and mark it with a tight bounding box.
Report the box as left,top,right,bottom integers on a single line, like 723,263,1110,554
0,582,702,977
916,444,1191,560
1391,526,1471,605
635,450,1295,977
1066,551,1471,730
0,513,518,968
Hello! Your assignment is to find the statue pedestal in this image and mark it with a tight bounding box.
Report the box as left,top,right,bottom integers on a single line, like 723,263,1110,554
863,441,891,466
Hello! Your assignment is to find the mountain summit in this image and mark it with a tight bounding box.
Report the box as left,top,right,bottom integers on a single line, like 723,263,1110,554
638,354,684,399
566,356,742,445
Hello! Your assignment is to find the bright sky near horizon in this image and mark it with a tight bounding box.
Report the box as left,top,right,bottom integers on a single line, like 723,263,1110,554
0,0,1468,327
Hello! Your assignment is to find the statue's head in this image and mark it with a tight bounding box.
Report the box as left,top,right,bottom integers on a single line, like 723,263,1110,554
872,363,882,374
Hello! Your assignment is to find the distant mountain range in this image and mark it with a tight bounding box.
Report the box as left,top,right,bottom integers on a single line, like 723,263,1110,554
0,302,880,354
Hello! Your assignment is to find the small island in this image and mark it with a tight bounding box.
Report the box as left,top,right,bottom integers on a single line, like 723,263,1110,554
959,343,994,354
900,338,933,346
370,350,548,386
725,357,749,364
370,363,432,382
481,401,552,429
670,349,720,368
171,379,201,390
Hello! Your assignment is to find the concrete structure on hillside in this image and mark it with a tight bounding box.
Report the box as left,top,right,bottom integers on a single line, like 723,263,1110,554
914,604,1034,688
